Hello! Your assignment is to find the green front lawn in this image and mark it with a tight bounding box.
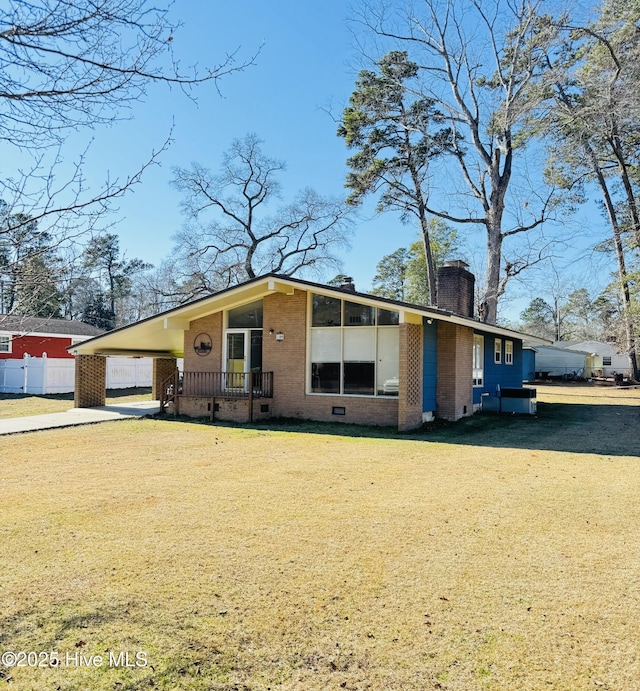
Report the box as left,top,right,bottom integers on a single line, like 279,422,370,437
1,385,639,689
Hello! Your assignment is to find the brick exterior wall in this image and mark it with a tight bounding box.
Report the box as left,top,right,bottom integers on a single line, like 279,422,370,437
436,322,473,420
262,290,307,418
176,289,399,428
74,355,106,408
262,290,399,427
178,396,271,423
183,312,223,372
152,358,177,400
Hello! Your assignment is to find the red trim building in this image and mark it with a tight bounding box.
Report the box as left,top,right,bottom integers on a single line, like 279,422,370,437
0,316,104,360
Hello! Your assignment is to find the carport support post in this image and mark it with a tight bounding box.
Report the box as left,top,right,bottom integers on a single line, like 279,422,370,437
74,355,107,408
152,358,178,400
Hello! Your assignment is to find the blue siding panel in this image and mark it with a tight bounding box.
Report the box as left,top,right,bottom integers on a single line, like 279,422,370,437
423,319,438,412
522,349,536,382
473,330,524,404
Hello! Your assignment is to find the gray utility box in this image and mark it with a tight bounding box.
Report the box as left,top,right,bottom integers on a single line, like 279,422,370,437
500,387,537,415
481,394,500,413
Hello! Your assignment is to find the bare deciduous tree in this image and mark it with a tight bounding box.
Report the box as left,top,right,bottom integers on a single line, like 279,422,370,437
0,0,250,149
170,134,353,299
0,0,255,320
540,3,640,378
354,0,562,324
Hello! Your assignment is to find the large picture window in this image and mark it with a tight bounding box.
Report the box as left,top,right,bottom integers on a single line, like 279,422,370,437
310,294,399,397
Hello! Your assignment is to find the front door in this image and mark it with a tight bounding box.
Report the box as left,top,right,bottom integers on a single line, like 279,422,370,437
224,329,263,391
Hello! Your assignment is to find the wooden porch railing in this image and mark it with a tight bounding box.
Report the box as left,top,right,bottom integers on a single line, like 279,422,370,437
159,368,179,414
181,371,273,399
160,371,273,420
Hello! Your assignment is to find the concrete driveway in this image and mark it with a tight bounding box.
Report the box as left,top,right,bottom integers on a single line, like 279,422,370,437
0,401,161,436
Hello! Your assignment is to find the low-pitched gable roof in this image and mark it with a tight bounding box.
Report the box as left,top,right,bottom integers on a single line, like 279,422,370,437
0,315,105,338
69,273,551,358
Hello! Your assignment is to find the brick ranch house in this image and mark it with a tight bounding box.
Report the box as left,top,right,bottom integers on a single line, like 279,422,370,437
69,265,549,431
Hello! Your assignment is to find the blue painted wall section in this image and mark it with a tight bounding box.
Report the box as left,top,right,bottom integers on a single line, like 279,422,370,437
472,329,524,405
422,318,438,412
522,348,536,382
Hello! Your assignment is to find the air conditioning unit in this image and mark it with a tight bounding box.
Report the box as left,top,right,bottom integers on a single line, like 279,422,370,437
499,387,537,415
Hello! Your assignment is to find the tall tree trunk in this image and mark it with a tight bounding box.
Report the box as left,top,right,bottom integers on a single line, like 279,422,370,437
416,196,437,306
482,222,504,325
609,128,640,255
585,142,639,380
481,155,509,325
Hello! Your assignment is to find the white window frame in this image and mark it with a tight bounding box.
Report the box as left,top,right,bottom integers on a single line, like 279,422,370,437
308,294,399,397
494,338,502,364
473,334,484,387
505,340,513,365
0,334,12,353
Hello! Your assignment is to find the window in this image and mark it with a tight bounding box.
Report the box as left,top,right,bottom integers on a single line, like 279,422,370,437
0,335,11,353
227,299,263,328
344,362,375,395
602,356,612,366
344,300,375,326
473,335,484,386
311,362,340,393
494,338,502,364
377,308,400,326
309,294,399,397
505,341,513,365
312,294,341,326
376,327,400,395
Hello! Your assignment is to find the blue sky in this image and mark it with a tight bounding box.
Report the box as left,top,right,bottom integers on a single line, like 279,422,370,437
72,0,394,285
4,0,618,321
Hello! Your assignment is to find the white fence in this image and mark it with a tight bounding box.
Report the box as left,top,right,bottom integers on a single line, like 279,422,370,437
0,355,154,394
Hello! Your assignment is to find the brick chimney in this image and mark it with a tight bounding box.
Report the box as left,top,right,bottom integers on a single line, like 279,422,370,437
340,276,356,293
437,260,475,318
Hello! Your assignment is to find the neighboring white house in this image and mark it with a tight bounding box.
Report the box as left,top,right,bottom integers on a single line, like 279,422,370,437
561,341,633,378
528,340,634,379
528,343,589,378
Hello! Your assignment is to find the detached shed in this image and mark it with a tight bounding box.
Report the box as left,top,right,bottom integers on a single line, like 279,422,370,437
529,344,588,379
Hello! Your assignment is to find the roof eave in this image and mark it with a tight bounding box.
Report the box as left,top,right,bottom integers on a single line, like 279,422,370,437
68,273,551,355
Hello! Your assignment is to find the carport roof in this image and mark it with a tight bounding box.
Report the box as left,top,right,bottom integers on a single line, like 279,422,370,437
68,273,551,358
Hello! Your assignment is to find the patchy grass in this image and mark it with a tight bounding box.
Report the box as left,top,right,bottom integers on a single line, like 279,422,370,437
0,388,152,418
211,382,640,458
1,385,639,690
